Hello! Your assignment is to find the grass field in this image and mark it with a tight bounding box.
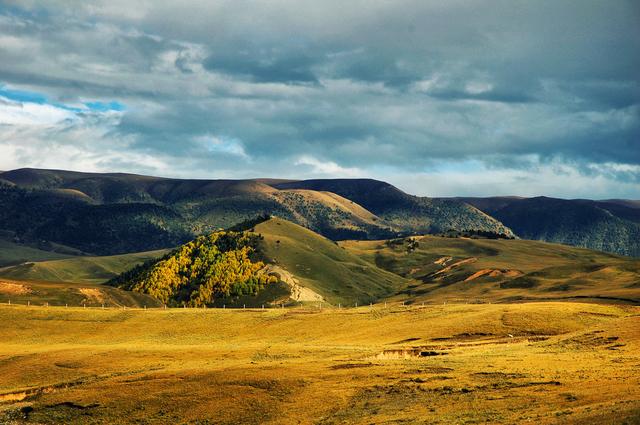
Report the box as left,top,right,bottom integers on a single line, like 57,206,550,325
0,302,638,424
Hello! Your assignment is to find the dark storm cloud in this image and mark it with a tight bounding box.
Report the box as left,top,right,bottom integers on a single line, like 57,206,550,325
203,47,319,84
0,0,638,198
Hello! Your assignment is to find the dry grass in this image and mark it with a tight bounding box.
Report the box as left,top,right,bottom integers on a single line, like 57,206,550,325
0,282,32,295
0,302,638,424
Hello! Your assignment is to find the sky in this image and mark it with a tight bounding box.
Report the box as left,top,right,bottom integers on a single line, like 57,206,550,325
0,1,638,199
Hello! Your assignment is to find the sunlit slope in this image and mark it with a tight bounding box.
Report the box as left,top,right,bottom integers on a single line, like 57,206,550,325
341,236,640,304
0,249,167,284
272,178,514,237
255,217,407,304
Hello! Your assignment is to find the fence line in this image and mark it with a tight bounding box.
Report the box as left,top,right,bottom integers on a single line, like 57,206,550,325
0,298,488,311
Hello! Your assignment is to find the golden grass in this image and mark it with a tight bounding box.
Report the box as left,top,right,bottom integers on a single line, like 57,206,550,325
1,302,638,424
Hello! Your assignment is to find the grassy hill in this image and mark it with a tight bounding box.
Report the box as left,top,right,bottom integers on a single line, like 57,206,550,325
105,217,406,307
0,245,166,308
254,217,407,305
0,239,73,267
456,196,640,256
0,249,167,284
0,278,161,308
341,235,640,304
1,215,638,308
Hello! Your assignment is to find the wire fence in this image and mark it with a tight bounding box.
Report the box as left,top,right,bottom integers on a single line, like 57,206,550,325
0,298,492,311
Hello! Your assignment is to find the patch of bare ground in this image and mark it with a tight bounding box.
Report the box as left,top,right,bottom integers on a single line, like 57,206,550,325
464,268,523,281
433,257,477,275
0,281,32,295
77,288,104,303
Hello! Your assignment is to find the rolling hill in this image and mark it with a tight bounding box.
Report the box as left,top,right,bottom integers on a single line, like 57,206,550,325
341,234,640,304
106,217,407,306
3,215,637,309
0,249,167,284
0,168,514,255
455,196,640,256
0,239,73,267
253,217,407,305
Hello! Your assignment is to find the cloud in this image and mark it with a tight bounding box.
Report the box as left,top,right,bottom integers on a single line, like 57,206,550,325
294,155,363,177
0,0,638,198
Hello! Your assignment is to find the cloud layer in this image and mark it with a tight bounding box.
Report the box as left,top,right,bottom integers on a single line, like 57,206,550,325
0,1,638,198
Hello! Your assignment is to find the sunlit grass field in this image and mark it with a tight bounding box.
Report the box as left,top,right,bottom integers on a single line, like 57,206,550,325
1,302,639,424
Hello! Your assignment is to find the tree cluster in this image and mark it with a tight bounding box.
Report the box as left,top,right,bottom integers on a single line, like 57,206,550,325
109,231,277,306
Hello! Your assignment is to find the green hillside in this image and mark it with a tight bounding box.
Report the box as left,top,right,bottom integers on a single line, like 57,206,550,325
0,239,73,267
341,235,640,304
254,217,407,305
0,249,167,284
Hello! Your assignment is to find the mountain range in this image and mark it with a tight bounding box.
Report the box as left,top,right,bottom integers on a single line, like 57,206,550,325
0,168,638,257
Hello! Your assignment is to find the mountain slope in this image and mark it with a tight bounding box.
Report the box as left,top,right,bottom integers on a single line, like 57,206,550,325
0,182,192,255
0,169,513,255
457,196,640,256
272,179,514,236
341,235,640,304
254,217,407,304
